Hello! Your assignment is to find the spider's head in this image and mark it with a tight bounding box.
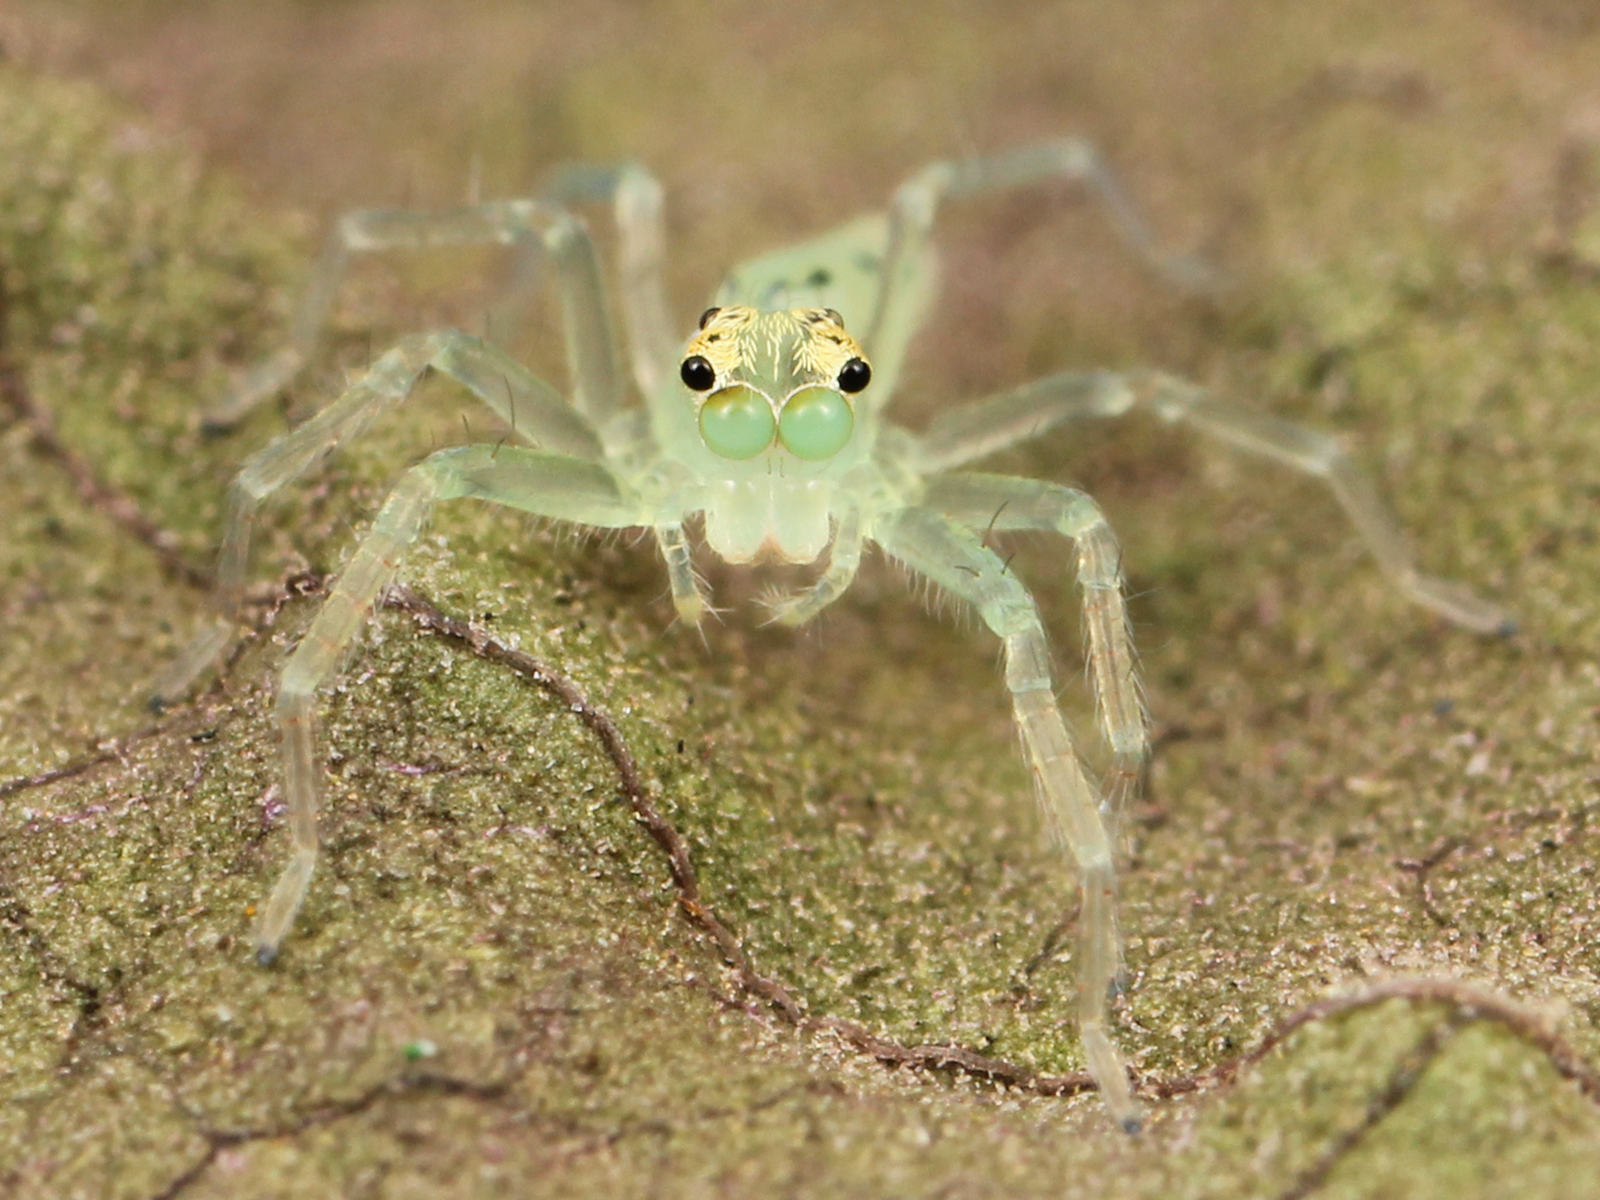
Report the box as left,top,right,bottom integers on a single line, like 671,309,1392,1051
678,305,872,462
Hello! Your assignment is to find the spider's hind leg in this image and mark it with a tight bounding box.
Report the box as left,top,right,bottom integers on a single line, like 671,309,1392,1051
910,367,1513,635
203,199,626,432
864,139,1222,403
1135,371,1515,634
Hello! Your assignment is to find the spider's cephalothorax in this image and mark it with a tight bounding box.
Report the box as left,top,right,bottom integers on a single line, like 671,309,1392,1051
677,304,873,563
161,141,1511,1134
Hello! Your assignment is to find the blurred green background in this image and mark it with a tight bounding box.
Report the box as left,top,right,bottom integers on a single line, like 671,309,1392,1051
2,1,1600,1196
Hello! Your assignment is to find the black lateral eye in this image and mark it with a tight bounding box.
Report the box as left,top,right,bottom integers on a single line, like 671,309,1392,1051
680,355,716,391
697,306,721,330
837,357,871,394
823,308,844,327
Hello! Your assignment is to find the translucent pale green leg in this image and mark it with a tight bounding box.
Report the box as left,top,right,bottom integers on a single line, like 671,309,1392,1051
547,163,708,619
260,443,641,961
864,139,1219,406
923,473,1144,826
547,164,677,401
1136,371,1513,632
912,368,1512,634
874,505,1140,1133
915,370,1136,473
655,521,710,625
761,507,864,626
153,330,604,706
202,200,626,432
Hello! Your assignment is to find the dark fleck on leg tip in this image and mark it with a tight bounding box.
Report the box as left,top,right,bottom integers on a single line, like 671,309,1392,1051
255,945,278,967
1495,617,1519,638
1121,1116,1144,1135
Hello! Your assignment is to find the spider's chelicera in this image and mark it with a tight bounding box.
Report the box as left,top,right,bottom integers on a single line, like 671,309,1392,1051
158,140,1510,1133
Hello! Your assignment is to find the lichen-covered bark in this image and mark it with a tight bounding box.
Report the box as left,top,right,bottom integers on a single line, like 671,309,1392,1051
2,3,1600,1196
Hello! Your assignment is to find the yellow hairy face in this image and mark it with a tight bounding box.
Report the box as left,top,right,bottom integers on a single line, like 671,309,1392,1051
678,306,872,462
684,305,865,387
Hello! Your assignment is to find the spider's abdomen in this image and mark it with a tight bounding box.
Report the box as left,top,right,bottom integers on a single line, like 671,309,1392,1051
702,476,833,564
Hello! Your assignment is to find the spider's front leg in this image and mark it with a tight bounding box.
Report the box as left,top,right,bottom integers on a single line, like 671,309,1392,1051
259,442,641,960
923,473,1146,822
875,505,1142,1133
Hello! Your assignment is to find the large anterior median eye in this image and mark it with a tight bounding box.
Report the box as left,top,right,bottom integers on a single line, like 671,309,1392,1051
698,385,776,459
778,387,854,460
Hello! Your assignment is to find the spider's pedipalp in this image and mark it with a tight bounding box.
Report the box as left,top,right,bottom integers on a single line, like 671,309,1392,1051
757,506,865,627
656,520,711,626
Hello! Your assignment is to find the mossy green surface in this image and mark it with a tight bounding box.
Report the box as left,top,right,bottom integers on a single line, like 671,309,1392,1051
2,3,1600,1195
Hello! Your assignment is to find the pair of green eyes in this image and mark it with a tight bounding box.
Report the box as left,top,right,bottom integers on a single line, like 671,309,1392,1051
697,384,855,461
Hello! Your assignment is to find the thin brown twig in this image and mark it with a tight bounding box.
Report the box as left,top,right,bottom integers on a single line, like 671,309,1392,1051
387,584,1097,1091
384,584,810,1025
0,266,210,591
1143,975,1600,1104
383,586,1600,1113
0,713,202,801
1271,1016,1461,1200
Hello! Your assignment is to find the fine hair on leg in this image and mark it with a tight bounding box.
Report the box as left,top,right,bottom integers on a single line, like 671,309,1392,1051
874,504,1142,1133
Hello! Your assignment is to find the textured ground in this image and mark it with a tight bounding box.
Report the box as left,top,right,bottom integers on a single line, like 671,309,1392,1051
2,2,1600,1196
